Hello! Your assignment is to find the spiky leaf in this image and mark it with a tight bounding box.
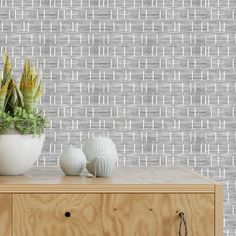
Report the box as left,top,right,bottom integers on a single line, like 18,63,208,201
19,60,42,113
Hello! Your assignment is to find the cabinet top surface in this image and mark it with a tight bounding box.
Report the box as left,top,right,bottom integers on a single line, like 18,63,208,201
0,167,220,193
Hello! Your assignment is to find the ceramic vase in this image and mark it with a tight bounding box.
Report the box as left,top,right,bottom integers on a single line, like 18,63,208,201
0,130,44,175
87,155,114,177
83,137,118,176
59,146,86,176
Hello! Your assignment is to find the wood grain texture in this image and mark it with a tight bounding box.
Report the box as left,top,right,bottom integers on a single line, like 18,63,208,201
0,167,217,193
215,185,224,236
0,194,11,236
13,193,214,236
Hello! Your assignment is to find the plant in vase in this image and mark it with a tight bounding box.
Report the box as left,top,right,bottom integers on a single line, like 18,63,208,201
0,50,47,175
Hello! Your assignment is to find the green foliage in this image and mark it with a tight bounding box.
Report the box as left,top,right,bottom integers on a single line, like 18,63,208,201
13,108,47,135
0,110,13,134
0,49,47,135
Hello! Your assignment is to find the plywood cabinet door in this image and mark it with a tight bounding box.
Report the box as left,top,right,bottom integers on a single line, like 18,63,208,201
13,193,214,236
0,194,11,236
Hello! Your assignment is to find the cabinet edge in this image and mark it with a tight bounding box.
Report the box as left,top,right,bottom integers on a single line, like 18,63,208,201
0,184,215,193
215,184,223,236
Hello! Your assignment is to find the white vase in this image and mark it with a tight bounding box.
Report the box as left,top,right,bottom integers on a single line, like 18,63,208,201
0,131,44,175
59,146,86,176
83,137,118,176
87,156,114,177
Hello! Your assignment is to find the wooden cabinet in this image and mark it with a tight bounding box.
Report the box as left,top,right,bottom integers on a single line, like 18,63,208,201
0,194,11,236
0,167,223,236
13,193,214,236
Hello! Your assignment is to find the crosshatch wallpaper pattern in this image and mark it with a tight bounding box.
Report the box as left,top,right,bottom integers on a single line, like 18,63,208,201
0,0,235,233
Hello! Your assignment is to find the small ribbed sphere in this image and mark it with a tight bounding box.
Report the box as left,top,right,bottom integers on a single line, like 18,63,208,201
59,146,86,176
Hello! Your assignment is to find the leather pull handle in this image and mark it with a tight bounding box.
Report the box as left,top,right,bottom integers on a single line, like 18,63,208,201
179,212,188,236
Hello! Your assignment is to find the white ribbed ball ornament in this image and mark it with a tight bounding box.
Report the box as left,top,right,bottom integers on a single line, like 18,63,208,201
87,155,114,177
83,137,118,177
59,146,86,176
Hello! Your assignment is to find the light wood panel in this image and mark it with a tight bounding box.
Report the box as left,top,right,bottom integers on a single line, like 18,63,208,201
0,167,217,193
0,194,11,236
215,185,223,236
13,193,214,236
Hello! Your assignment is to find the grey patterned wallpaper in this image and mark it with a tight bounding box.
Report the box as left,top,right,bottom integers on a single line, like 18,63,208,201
0,0,235,234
